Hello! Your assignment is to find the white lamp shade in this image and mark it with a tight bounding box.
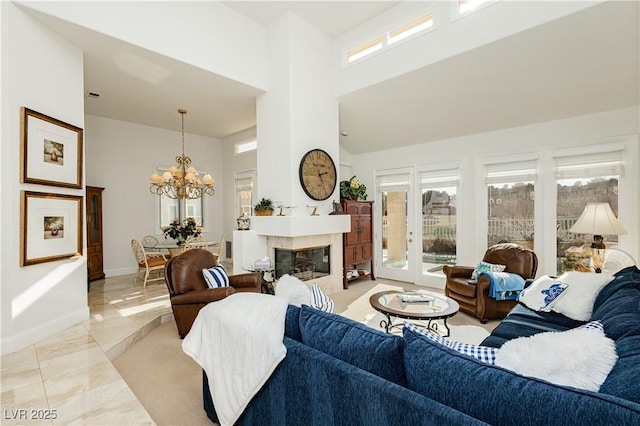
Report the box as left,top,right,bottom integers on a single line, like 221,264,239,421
569,202,627,236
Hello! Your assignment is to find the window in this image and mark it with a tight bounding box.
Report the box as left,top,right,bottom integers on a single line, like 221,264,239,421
235,171,255,218
388,13,433,45
159,195,203,230
347,37,383,64
236,139,257,154
421,168,458,269
458,0,495,15
345,11,434,65
555,150,624,274
486,160,537,250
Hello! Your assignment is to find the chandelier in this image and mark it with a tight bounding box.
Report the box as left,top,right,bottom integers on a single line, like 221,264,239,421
149,109,215,200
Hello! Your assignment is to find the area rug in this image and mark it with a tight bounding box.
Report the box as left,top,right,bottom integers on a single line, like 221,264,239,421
339,283,490,344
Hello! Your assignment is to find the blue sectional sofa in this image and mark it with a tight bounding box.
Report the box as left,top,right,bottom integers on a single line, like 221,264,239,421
203,266,640,425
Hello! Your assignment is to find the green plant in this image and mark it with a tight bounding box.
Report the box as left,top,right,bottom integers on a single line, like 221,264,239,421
162,217,202,242
340,176,367,200
254,197,274,211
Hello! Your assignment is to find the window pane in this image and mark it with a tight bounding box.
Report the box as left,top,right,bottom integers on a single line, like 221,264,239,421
556,176,619,274
160,196,179,228
235,174,255,217
487,181,535,250
422,186,457,270
185,198,203,226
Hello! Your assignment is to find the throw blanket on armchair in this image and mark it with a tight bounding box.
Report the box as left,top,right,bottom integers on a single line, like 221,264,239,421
480,271,525,300
182,293,288,426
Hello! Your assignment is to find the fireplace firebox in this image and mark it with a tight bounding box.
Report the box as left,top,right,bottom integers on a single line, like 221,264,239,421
275,245,330,281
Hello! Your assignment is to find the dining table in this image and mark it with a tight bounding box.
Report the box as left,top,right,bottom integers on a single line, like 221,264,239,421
143,240,219,258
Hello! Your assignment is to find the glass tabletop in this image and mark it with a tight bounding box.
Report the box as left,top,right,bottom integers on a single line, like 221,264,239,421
370,290,459,320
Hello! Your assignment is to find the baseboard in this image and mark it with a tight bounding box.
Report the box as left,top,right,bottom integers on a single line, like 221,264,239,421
105,266,137,277
1,307,89,355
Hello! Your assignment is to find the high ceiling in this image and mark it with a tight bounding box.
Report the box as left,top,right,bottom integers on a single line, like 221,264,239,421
24,1,639,155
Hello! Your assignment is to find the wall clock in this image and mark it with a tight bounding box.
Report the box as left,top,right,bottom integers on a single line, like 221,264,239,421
299,149,337,201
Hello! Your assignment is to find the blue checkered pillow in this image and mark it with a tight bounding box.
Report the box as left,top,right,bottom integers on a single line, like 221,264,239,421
310,283,335,313
202,265,230,288
578,320,604,333
404,322,498,364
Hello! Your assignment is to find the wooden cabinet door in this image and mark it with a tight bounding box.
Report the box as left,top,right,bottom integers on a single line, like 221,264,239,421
86,186,105,281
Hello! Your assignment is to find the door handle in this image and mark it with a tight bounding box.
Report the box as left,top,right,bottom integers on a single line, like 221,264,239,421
408,239,413,243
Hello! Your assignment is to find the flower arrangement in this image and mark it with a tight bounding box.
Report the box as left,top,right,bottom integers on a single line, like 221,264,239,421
340,176,367,200
162,217,202,243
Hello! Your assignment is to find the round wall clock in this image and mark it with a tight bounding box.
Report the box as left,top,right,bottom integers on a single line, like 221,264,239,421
299,149,337,201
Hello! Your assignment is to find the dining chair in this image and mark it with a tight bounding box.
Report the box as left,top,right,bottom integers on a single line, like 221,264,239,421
141,235,159,248
131,239,168,288
215,234,225,260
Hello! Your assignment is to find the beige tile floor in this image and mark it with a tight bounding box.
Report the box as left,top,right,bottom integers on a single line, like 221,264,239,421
1,273,173,425
1,269,497,425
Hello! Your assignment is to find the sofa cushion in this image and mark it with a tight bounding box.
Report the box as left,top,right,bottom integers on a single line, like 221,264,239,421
299,306,406,386
284,305,302,342
403,325,640,424
481,303,585,348
590,266,640,403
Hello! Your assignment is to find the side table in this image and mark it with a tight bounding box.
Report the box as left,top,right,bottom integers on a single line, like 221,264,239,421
242,265,276,294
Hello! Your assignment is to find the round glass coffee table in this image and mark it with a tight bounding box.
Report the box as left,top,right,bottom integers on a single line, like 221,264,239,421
369,290,459,336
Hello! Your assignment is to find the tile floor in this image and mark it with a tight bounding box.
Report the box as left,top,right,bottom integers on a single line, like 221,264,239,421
1,273,173,425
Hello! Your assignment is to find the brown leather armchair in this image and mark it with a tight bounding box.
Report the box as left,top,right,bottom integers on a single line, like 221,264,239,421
164,248,262,338
443,243,538,323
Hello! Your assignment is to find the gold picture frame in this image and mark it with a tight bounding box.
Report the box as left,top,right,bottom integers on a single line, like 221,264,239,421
20,191,83,266
20,107,83,188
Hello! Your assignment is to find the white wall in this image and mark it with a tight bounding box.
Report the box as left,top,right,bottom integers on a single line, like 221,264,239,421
349,106,639,278
333,0,603,96
84,115,224,277
1,2,88,355
18,1,268,90
222,126,257,260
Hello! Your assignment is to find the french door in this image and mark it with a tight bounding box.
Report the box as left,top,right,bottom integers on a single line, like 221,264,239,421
375,170,416,283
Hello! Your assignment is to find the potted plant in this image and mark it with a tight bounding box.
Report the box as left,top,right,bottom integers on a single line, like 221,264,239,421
340,176,367,200
254,198,274,216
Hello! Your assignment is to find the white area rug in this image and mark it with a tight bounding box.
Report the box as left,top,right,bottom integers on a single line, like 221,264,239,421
339,283,489,345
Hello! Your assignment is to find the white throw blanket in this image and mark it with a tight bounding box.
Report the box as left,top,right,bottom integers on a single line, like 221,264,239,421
182,293,288,426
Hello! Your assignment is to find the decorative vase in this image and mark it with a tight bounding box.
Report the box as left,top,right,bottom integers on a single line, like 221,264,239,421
237,214,251,230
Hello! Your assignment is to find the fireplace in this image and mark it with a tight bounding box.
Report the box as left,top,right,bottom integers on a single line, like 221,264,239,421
275,245,330,281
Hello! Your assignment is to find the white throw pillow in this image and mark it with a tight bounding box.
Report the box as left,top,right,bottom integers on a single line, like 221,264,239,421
550,272,614,321
495,321,617,392
518,276,569,312
274,274,311,307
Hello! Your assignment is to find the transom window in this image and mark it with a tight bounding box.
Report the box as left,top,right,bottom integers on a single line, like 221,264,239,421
346,12,434,65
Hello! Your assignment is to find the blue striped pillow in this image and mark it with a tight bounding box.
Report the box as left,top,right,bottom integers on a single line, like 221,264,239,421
310,283,335,313
202,265,230,288
404,322,498,364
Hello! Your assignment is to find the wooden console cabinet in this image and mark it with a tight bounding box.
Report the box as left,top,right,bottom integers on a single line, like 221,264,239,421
86,186,105,282
342,200,375,289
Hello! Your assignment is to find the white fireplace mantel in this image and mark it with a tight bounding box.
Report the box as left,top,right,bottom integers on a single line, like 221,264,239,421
251,215,350,237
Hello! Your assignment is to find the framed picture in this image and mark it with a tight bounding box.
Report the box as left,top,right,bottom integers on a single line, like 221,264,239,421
20,107,83,188
20,191,83,266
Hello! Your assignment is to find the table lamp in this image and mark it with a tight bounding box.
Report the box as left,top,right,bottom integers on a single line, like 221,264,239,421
569,202,627,273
